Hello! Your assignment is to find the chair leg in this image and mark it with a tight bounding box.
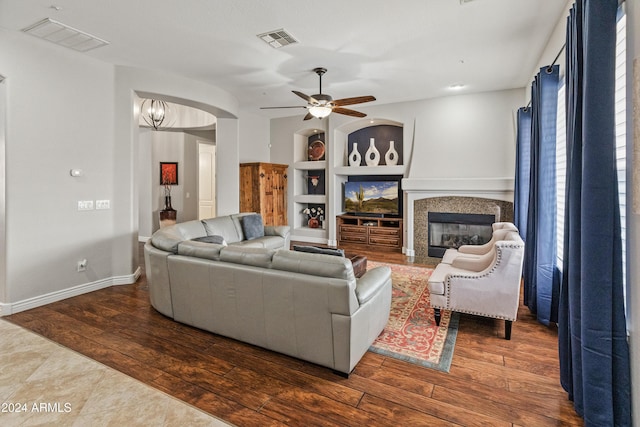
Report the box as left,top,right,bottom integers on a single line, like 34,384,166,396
434,308,441,326
505,320,512,340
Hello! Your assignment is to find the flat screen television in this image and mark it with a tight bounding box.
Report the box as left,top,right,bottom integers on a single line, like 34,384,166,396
344,180,400,216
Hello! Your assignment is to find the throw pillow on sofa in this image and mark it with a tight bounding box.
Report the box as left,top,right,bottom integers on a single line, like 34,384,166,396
293,245,345,257
241,214,265,240
192,235,227,246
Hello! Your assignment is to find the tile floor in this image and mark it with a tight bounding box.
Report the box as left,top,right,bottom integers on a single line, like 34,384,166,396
0,319,232,426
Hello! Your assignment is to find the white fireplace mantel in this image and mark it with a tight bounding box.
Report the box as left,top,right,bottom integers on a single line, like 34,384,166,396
401,177,514,256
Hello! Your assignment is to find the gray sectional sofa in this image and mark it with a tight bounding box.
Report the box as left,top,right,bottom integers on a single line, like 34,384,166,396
144,213,392,375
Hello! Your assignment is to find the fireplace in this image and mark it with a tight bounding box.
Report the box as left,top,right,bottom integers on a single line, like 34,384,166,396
427,212,495,257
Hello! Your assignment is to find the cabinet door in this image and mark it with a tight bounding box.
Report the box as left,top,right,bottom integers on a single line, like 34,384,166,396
239,164,258,213
271,166,287,225
258,165,273,225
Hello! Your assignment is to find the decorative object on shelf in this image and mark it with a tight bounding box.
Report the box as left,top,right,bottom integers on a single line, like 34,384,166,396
385,140,399,166
159,162,178,228
302,206,324,228
141,99,176,131
349,143,362,166
308,139,325,161
306,175,320,194
365,138,380,166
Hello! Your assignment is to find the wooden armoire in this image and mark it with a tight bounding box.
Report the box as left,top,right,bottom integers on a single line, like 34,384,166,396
239,163,288,226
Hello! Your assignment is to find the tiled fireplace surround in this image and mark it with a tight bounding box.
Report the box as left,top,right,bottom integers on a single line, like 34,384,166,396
402,178,514,261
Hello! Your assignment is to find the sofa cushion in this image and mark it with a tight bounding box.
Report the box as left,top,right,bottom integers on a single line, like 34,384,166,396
219,245,275,268
150,220,208,254
272,250,354,281
192,235,227,246
241,214,265,240
173,220,208,240
201,216,243,243
293,245,345,257
232,236,285,249
451,249,496,272
427,263,474,296
177,241,225,261
150,227,184,254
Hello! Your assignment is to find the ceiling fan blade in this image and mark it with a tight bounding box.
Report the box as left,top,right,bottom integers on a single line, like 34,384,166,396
303,112,314,121
333,107,367,118
260,106,307,110
332,95,376,107
292,90,318,104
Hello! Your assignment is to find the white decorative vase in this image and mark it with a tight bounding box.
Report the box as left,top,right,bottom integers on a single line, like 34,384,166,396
348,143,361,167
385,140,399,166
365,138,380,166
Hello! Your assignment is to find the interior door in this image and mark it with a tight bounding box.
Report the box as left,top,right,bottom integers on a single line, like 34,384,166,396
198,143,216,219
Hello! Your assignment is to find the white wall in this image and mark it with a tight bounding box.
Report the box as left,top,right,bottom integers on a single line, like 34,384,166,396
138,129,153,239
238,108,271,162
0,30,240,314
0,30,116,307
525,0,573,101
215,118,241,216
405,90,522,180
0,75,6,303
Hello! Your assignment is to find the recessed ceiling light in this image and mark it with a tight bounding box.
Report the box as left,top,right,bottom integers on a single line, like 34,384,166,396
449,84,466,90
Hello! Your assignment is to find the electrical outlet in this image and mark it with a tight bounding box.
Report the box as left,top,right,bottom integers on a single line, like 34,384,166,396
77,259,87,272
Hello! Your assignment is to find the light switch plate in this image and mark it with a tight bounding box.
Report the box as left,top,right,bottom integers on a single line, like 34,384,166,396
95,200,110,210
77,200,94,211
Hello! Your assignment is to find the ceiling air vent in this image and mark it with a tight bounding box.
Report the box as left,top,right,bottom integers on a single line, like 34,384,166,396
257,29,298,49
22,18,109,52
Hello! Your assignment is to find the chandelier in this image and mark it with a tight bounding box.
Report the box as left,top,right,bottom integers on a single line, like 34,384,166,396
140,99,175,130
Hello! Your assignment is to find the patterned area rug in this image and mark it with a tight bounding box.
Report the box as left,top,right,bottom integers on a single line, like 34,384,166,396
368,261,459,372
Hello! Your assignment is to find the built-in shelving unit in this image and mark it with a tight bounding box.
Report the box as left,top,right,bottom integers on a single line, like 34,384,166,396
337,214,403,252
291,130,328,244
331,118,408,250
333,165,406,176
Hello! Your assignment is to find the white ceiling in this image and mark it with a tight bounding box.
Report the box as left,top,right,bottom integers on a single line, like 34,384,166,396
1,0,569,118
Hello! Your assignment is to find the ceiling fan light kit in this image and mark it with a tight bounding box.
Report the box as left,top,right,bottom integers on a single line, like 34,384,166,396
261,67,376,120
308,105,332,119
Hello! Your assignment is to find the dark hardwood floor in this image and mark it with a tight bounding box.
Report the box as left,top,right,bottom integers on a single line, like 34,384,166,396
6,243,584,426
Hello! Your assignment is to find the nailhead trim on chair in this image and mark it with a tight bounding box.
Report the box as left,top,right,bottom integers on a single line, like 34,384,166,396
439,241,524,322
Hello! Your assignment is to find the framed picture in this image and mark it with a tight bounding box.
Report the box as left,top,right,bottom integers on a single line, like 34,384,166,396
160,162,178,185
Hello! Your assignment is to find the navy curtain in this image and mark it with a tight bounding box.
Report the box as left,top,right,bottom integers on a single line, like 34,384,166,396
559,1,631,424
522,65,560,325
514,107,531,241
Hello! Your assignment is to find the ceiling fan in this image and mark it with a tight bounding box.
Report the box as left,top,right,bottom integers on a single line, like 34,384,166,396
261,67,376,120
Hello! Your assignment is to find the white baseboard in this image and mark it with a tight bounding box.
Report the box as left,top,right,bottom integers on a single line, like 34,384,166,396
0,268,142,316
